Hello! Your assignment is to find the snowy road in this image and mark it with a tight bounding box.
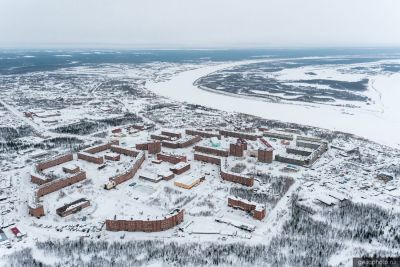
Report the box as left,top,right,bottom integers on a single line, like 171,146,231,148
0,99,45,135
252,180,300,243
147,62,400,148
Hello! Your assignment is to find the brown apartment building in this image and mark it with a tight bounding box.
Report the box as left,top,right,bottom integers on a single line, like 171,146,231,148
106,209,184,232
157,153,187,164
228,197,266,220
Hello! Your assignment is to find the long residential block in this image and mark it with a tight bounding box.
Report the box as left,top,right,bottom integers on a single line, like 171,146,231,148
220,169,254,187
83,140,119,154
109,152,145,186
219,129,258,141
185,129,221,139
77,152,104,164
194,145,229,157
157,153,187,164
36,171,87,197
36,154,73,172
110,145,140,157
105,209,184,232
194,153,222,165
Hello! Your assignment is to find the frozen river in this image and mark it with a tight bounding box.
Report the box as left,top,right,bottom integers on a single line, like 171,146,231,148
148,61,400,148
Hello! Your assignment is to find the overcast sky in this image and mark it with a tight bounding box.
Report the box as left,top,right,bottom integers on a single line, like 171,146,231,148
1,0,400,49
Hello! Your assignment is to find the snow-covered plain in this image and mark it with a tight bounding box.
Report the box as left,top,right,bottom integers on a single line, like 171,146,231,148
148,60,400,148
1,54,400,266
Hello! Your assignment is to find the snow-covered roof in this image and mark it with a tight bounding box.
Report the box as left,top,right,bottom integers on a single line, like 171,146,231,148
105,152,120,158
62,163,79,170
139,172,163,182
229,196,264,211
315,195,337,206
175,175,200,186
328,191,348,201
159,171,174,178
172,162,190,170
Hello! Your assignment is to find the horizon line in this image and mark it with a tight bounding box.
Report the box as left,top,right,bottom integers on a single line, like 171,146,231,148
1,43,400,51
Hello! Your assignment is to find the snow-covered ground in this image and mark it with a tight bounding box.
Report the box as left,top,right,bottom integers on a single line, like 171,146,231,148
148,61,400,148
1,55,400,266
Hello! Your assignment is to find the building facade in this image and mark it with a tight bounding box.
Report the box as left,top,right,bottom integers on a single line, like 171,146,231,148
258,149,274,163
161,130,182,139
108,152,145,186
228,197,266,220
36,171,87,197
194,153,222,165
56,198,91,217
28,204,45,218
157,153,187,164
170,162,191,175
194,145,229,157
185,129,221,139
105,209,184,232
220,169,254,187
77,152,104,164
219,129,258,141
35,154,74,172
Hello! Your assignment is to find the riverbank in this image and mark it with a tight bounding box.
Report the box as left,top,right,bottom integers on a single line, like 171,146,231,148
147,61,400,148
